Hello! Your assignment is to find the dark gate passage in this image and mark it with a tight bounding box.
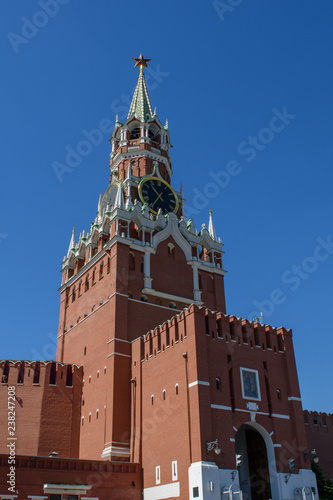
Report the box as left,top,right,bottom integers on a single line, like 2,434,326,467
246,429,272,500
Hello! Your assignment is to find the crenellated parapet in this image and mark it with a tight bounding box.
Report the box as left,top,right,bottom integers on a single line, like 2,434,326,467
140,304,289,363
0,359,82,387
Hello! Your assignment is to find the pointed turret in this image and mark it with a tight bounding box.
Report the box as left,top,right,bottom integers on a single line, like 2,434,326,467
67,226,76,257
128,54,153,122
208,208,217,242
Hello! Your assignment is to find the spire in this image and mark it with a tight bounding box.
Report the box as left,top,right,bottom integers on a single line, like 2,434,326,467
115,182,125,209
208,209,217,242
128,54,153,122
67,226,76,257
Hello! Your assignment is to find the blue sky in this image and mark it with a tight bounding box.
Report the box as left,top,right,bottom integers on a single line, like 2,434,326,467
1,1,332,413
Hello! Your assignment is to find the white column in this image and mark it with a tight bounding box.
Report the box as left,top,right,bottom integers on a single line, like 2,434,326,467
192,264,202,302
143,250,153,289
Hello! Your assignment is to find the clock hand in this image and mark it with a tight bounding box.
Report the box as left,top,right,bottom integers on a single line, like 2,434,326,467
150,184,163,197
151,192,164,209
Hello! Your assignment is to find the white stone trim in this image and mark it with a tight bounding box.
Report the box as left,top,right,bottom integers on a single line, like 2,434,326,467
101,445,130,459
153,213,192,261
128,296,182,311
141,288,203,306
143,482,180,500
288,396,302,401
271,413,290,419
43,485,92,495
211,404,232,411
108,291,129,299
235,408,270,416
109,150,172,177
190,260,227,276
106,352,131,358
188,380,210,388
107,337,131,344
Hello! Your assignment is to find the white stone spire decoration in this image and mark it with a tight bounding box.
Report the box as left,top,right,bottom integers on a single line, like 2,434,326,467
97,192,103,215
208,208,217,242
115,182,125,209
67,226,76,257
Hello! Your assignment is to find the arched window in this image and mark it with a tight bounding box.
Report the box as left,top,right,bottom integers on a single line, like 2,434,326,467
163,389,166,400
92,267,96,285
175,384,179,395
85,274,89,292
170,302,176,309
72,285,76,303
168,242,175,258
130,127,140,140
99,261,104,279
78,280,82,296
198,272,202,290
129,252,135,271
140,257,144,274
141,294,148,302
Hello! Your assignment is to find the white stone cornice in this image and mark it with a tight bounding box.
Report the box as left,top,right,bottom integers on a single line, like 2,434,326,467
189,260,227,276
142,288,203,306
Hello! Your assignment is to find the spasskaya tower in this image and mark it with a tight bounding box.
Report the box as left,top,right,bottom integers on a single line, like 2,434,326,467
57,54,226,461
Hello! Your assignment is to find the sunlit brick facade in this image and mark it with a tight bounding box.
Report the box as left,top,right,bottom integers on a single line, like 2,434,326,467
0,57,322,500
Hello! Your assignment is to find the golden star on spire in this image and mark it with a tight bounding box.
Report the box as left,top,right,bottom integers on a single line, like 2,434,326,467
131,53,151,69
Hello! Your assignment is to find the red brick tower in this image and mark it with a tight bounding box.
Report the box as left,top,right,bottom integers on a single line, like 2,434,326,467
57,54,226,462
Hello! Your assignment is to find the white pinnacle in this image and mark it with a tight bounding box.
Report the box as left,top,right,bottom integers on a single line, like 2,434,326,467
208,209,217,242
67,226,76,257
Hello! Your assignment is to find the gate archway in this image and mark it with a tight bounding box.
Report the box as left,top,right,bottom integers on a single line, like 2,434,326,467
235,422,279,500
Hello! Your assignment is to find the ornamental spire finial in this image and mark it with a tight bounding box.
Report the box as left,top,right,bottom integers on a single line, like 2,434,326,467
131,53,151,69
128,54,153,121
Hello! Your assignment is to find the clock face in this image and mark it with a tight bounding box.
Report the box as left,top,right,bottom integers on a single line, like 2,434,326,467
138,177,179,215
